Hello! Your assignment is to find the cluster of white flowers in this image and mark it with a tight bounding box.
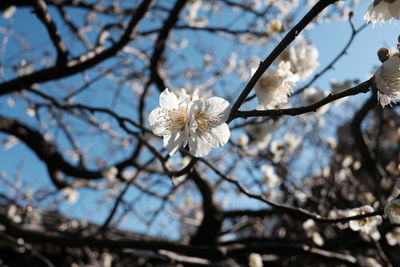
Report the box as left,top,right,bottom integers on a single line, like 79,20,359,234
364,0,400,24
276,37,319,82
348,205,382,240
255,37,319,109
149,88,230,157
255,61,296,109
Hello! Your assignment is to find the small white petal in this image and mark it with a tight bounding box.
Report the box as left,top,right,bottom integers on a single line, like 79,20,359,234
148,108,168,136
159,88,179,109
164,132,184,155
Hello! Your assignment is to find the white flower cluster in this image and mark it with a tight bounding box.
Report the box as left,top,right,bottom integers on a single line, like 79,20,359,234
348,205,382,240
149,88,230,157
364,0,400,24
255,37,319,109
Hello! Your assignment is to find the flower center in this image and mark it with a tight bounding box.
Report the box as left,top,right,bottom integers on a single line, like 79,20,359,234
357,211,371,227
167,107,186,132
195,111,214,134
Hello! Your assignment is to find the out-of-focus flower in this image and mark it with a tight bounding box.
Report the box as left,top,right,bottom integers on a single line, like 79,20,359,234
255,61,297,109
103,167,118,182
374,55,400,107
246,119,279,149
62,188,79,204
276,37,319,81
302,219,325,246
148,89,191,155
363,0,400,24
3,135,19,150
2,5,16,19
261,165,281,186
266,19,284,35
302,87,330,114
385,199,400,224
385,227,400,246
348,205,382,236
358,256,382,267
249,253,263,267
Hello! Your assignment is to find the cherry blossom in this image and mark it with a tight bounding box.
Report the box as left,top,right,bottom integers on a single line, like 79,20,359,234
364,0,400,24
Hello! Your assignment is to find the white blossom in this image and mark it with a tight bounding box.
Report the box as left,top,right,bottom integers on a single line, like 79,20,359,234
363,0,400,24
188,96,230,157
261,165,281,186
276,37,319,81
255,61,296,109
374,55,400,107
384,199,400,224
266,19,284,35
2,5,16,19
385,227,400,246
148,89,191,155
103,167,118,182
62,188,79,204
149,89,230,157
249,253,263,267
358,256,382,267
348,205,382,236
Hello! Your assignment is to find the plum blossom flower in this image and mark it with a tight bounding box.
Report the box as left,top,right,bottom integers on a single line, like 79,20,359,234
148,89,191,155
385,227,400,246
276,37,319,81
188,96,230,157
255,61,297,109
149,89,230,157
348,205,382,236
363,0,400,24
249,253,263,267
374,55,400,107
384,198,400,224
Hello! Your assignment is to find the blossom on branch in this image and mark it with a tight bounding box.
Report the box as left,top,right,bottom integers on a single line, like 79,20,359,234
149,89,230,157
374,55,400,107
385,198,400,224
364,0,400,24
348,205,382,238
255,61,297,109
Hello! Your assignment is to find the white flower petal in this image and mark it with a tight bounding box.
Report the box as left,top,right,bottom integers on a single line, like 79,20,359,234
164,132,184,155
204,97,230,122
148,108,168,136
209,123,230,147
159,88,179,109
189,135,212,157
